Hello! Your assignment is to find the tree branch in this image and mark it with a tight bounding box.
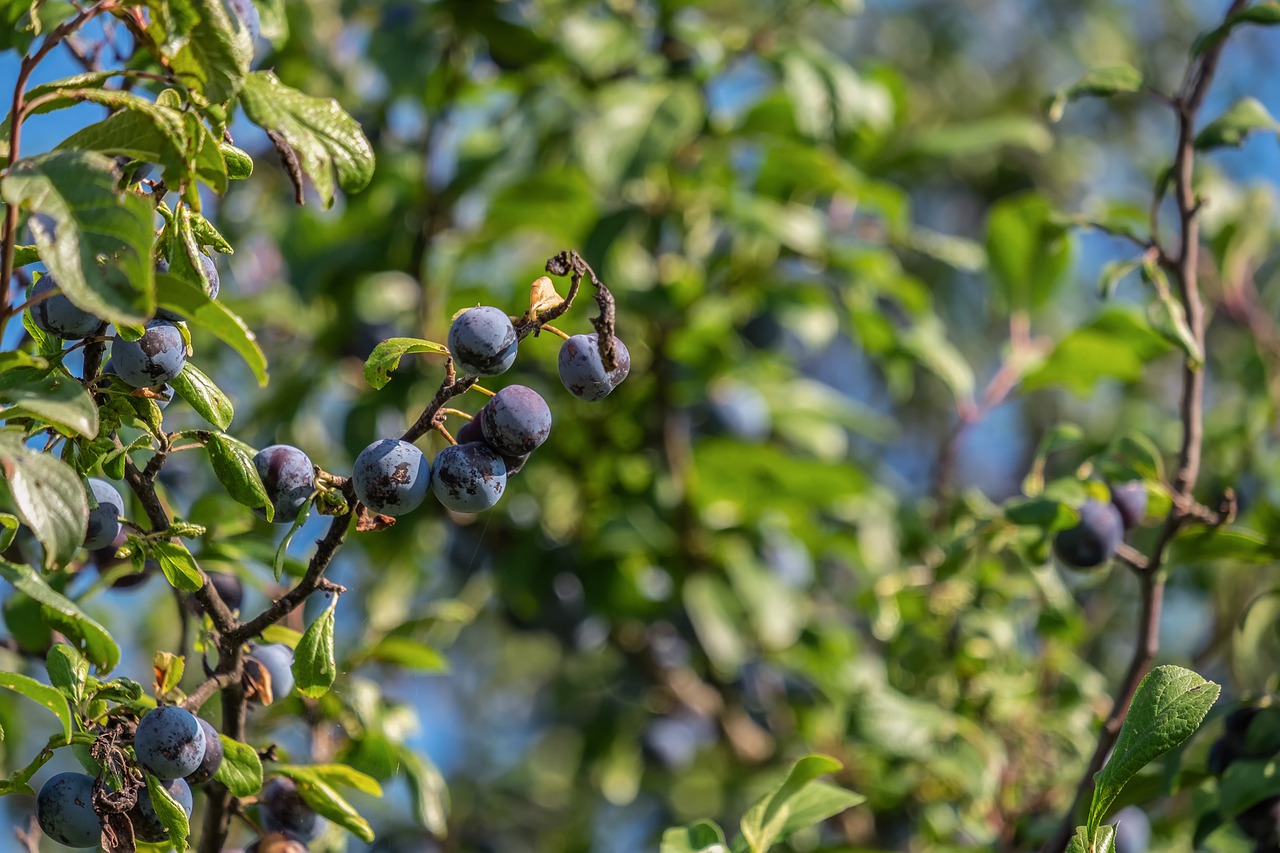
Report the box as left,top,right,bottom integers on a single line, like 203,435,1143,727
1043,4,1244,850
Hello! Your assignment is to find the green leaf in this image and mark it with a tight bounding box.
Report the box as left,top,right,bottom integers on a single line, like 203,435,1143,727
156,273,268,386
213,733,263,796
1219,757,1280,819
153,0,253,103
739,754,860,853
911,115,1052,158
292,599,337,698
0,367,98,437
1088,665,1220,829
0,561,118,671
203,433,272,519
1193,4,1280,56
985,192,1073,312
0,512,18,552
54,89,188,176
0,431,87,568
0,671,71,742
363,338,450,390
0,151,155,326
358,636,448,672
272,768,375,842
221,143,254,180
170,362,234,430
276,763,382,798
662,820,729,853
1023,308,1171,396
898,315,975,403
1047,64,1145,122
1005,498,1079,531
14,245,39,267
145,771,191,851
46,643,89,705
273,495,313,581
239,70,375,208
260,624,303,648
399,747,448,837
1170,526,1280,565
152,540,203,592
1194,97,1280,150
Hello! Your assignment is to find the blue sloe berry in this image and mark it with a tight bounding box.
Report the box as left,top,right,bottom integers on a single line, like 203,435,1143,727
37,771,100,847
1109,481,1148,530
456,417,529,475
103,360,174,407
252,445,314,523
431,442,507,513
134,706,207,780
1052,500,1124,569
557,333,630,401
352,439,431,517
260,777,321,841
448,306,518,376
85,478,125,550
155,255,220,322
247,833,311,853
112,321,187,388
29,276,104,340
185,718,223,785
131,777,193,842
246,643,295,704
1109,806,1150,853
480,385,551,456
191,571,245,615
1235,796,1280,846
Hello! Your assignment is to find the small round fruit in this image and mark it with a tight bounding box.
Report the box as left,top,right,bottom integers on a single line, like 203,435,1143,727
1052,500,1124,569
37,771,100,847
112,321,187,388
85,479,125,550
455,417,484,445
185,718,223,786
1110,481,1148,530
253,445,315,523
431,443,507,513
134,706,207,780
1236,795,1280,845
480,385,552,456
203,571,245,613
155,255,221,322
352,439,431,517
1208,736,1240,777
558,333,630,401
247,833,310,853
260,777,321,841
448,306,518,376
29,276,104,340
1109,805,1151,853
132,777,193,842
246,643,295,704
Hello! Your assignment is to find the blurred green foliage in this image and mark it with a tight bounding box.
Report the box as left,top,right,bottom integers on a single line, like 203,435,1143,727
6,0,1280,850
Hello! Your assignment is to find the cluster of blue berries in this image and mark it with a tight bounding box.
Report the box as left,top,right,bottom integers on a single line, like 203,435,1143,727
35,642,297,847
1051,481,1148,569
36,705,220,846
30,254,220,395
